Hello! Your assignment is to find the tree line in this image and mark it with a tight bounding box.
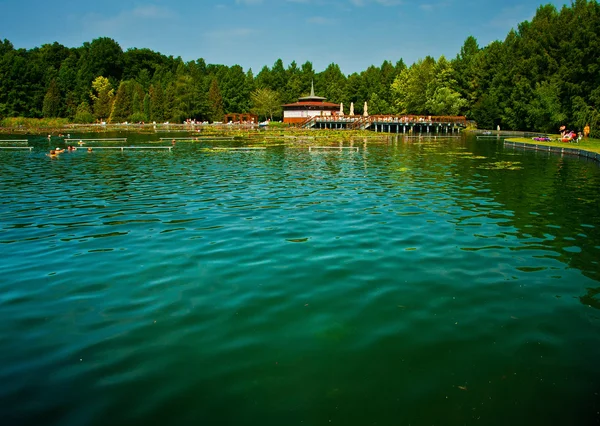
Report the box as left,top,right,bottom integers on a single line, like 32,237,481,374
0,0,598,135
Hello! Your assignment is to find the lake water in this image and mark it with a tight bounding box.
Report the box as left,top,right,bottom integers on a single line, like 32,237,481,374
1,133,599,425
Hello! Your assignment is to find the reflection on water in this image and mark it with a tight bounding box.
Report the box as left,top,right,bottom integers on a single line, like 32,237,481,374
0,133,600,426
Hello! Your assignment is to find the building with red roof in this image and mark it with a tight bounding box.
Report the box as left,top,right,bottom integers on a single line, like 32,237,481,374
282,82,340,124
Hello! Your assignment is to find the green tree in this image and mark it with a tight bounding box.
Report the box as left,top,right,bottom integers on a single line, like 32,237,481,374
109,80,141,123
526,81,566,132
42,78,61,117
391,57,435,114
208,78,224,122
143,93,151,122
318,63,346,103
149,84,165,122
76,37,124,103
74,101,94,123
250,87,281,121
425,56,467,115
132,90,141,115
90,76,114,121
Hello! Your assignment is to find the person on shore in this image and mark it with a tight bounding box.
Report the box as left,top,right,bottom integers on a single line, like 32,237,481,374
584,124,590,138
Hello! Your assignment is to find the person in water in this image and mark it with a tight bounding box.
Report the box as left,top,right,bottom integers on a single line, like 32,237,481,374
48,148,64,157
87,147,93,153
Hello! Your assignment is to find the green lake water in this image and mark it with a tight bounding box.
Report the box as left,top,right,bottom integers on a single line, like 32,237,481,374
1,133,599,425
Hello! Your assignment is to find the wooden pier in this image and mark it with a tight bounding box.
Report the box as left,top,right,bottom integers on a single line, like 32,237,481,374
0,139,31,150
87,146,172,151
299,114,468,134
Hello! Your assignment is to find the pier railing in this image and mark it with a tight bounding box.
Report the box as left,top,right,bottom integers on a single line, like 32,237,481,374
366,115,468,125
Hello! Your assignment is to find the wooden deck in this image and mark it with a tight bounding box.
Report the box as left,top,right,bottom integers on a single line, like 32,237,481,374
299,114,469,133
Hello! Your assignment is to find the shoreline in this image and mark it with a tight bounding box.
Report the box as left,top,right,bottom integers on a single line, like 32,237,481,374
504,138,600,163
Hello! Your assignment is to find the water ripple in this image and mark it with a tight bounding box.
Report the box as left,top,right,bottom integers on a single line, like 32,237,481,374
0,137,599,425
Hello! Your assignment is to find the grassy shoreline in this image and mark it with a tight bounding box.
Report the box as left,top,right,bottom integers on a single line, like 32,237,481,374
504,136,600,154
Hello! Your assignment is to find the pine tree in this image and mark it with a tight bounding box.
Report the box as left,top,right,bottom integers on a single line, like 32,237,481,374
208,78,224,122
143,93,151,122
149,84,165,122
42,78,61,117
109,81,133,123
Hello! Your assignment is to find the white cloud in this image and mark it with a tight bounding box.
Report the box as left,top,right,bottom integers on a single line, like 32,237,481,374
130,6,168,18
83,5,177,34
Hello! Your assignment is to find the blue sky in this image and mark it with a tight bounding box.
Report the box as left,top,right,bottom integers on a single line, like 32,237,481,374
1,0,567,74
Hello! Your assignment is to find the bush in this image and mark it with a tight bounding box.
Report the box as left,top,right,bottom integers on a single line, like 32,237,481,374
0,117,69,128
129,112,147,123
74,102,95,124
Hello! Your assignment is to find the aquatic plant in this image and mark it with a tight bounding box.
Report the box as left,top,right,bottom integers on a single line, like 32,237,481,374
478,161,523,170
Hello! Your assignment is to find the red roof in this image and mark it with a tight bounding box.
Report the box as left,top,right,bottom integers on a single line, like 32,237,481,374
282,101,340,108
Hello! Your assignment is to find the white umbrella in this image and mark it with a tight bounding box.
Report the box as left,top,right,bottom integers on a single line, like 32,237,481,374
363,101,368,117
350,102,354,116
339,102,344,116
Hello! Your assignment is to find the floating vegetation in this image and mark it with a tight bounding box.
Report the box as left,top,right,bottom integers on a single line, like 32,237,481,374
440,151,475,156
286,237,309,243
397,167,410,172
478,161,523,170
516,266,547,272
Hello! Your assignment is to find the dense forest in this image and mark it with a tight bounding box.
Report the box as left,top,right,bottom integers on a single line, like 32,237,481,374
0,0,598,135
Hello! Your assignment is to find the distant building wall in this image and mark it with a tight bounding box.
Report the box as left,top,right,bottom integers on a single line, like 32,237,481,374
283,109,337,123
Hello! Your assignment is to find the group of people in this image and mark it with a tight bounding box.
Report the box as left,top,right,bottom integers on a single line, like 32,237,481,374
559,124,591,142
47,145,92,157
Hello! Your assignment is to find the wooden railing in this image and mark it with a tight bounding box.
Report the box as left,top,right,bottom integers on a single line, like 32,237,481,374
367,115,468,125
296,116,316,128
295,114,468,129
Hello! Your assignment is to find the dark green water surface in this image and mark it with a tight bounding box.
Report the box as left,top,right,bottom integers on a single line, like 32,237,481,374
1,133,600,425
